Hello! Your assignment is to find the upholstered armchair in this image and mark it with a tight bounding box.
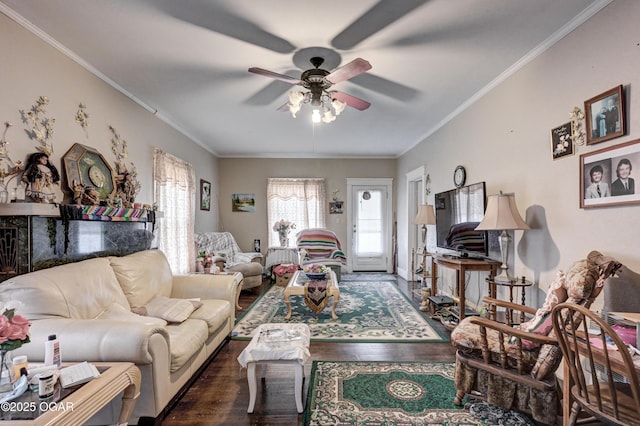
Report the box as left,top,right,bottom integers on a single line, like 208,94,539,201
195,232,264,290
296,228,347,280
450,251,621,425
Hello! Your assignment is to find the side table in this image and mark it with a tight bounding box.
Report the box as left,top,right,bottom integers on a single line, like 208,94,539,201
486,276,533,325
237,323,311,413
0,362,141,425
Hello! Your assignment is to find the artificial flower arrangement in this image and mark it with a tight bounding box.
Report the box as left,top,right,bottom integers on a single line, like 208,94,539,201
0,304,31,352
273,263,300,276
303,263,330,274
272,219,296,234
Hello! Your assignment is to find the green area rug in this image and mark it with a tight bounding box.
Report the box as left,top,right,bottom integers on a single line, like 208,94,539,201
303,361,535,425
341,272,397,282
233,281,446,343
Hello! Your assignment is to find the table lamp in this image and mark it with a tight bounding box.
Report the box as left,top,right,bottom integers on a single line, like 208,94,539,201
475,192,529,284
413,204,436,283
413,204,436,249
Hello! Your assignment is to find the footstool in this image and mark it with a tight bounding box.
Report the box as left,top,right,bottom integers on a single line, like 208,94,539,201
237,323,311,413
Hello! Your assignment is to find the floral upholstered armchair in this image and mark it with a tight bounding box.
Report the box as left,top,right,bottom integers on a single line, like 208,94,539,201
450,251,621,425
194,232,264,290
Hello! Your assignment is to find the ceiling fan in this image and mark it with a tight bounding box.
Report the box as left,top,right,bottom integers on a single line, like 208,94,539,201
248,57,372,123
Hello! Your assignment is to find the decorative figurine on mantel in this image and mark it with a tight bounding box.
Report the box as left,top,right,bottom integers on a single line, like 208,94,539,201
109,125,141,208
21,152,62,203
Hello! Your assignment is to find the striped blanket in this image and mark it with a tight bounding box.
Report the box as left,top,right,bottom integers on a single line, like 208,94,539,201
296,229,346,266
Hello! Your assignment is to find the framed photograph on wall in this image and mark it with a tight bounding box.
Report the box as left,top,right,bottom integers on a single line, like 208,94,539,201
200,179,211,211
329,201,343,214
550,121,574,160
580,138,640,208
584,85,625,145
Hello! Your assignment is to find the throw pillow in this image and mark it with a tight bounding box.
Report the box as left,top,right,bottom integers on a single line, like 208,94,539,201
132,296,202,323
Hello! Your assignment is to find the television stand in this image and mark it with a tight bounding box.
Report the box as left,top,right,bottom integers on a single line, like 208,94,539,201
431,255,500,321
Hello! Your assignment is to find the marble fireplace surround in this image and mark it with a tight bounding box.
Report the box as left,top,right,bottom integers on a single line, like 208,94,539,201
0,203,157,282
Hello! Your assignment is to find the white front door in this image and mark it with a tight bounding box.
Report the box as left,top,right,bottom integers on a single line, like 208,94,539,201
347,178,392,272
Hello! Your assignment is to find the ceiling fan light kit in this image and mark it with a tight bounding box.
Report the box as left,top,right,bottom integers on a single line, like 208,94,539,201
249,56,371,124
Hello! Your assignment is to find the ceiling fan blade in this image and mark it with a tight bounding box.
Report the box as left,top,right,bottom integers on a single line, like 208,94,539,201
331,0,429,50
325,58,372,85
244,80,295,106
248,67,301,84
331,91,371,111
156,2,296,53
350,73,419,101
276,102,290,112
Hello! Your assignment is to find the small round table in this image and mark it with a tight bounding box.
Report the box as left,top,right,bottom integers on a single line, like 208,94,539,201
486,276,533,325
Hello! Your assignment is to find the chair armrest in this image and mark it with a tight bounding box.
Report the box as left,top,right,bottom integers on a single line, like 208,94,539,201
234,252,263,263
483,296,538,316
171,273,241,305
17,318,169,364
468,316,557,346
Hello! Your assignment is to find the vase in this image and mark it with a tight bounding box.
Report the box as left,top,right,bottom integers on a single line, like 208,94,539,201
279,233,289,247
0,349,13,392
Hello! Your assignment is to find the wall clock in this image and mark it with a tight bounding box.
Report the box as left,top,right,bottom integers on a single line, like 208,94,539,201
63,143,116,201
453,165,466,188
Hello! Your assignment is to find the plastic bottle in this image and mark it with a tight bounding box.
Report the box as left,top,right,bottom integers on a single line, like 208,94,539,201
44,334,61,368
11,355,28,382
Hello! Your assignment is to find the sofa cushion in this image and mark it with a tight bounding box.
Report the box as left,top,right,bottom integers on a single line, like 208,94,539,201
0,258,129,320
131,296,201,323
97,302,168,327
110,250,173,308
166,319,209,372
189,299,231,334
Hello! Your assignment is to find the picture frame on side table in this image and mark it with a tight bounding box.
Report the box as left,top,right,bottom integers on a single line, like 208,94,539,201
550,121,574,160
580,138,640,208
200,179,211,211
584,85,625,145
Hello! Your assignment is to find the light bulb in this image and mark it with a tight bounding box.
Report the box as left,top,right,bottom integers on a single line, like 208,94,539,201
332,99,346,115
311,109,321,123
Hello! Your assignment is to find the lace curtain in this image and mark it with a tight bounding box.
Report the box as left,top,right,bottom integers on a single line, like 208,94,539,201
267,178,326,247
153,148,196,274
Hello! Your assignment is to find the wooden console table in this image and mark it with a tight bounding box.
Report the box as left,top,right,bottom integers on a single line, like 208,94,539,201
431,255,500,320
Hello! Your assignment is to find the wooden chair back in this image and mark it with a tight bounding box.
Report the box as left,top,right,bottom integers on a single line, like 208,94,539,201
551,303,640,426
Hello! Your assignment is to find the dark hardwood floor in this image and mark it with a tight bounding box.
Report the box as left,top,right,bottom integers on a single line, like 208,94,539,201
162,275,455,426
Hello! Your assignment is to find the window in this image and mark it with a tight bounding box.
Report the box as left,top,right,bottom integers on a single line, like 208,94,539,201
267,178,326,246
153,148,196,274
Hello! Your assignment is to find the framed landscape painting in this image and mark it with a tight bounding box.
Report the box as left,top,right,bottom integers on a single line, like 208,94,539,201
580,138,640,208
584,85,625,145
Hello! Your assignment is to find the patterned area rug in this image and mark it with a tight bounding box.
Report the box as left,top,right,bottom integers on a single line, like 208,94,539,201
233,281,446,342
303,361,536,426
341,272,397,282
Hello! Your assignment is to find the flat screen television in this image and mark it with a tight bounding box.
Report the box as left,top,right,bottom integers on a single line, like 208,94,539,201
434,181,488,258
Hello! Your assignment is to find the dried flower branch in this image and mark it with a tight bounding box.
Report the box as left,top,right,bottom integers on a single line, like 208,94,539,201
75,102,89,132
20,96,55,156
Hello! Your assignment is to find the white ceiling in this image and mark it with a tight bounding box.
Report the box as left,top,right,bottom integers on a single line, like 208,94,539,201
1,0,608,158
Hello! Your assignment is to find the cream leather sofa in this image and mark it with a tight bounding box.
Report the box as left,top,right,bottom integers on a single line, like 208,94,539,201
0,249,241,425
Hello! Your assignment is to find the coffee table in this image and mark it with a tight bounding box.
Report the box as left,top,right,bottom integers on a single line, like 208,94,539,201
0,362,141,425
284,270,340,320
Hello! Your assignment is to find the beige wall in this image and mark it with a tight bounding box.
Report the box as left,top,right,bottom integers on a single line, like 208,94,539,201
397,0,639,309
0,12,219,233
218,158,396,253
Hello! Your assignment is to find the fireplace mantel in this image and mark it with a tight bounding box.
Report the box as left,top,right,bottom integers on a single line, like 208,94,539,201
0,203,157,282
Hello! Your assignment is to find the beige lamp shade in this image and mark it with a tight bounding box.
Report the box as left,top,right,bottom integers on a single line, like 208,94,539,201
413,204,436,225
475,192,529,231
